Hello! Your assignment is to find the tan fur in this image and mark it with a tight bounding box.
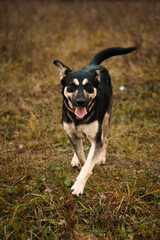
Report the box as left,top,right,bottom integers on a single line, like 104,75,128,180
64,87,78,109
82,78,89,85
83,87,97,102
95,69,102,82
73,78,80,86
63,121,98,141
56,61,67,80
97,112,110,164
59,68,67,80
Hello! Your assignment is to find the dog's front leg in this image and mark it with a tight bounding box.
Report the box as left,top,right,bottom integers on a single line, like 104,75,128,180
71,139,102,196
68,135,86,167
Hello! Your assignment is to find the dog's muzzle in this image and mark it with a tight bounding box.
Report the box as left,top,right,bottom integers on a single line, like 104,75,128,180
64,98,96,120
74,97,87,119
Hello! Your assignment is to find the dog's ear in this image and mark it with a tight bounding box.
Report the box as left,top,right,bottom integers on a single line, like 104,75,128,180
90,68,105,85
95,69,105,82
53,60,72,83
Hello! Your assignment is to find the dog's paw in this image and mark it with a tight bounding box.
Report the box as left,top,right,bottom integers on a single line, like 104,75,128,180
71,154,80,167
71,180,85,197
96,158,106,165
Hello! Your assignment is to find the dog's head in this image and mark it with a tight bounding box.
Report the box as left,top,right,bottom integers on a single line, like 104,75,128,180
54,60,105,120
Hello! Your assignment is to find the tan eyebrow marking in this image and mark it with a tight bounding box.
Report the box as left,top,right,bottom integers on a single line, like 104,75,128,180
82,78,88,85
73,78,79,86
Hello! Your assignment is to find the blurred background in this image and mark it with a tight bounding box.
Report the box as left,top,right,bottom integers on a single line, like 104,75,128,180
0,1,160,239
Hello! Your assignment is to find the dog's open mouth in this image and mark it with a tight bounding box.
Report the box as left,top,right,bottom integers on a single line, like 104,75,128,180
74,107,87,119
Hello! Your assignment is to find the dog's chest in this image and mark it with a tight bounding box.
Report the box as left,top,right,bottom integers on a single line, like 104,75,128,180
75,128,86,139
63,121,99,140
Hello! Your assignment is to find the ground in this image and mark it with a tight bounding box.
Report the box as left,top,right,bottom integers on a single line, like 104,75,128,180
0,0,160,239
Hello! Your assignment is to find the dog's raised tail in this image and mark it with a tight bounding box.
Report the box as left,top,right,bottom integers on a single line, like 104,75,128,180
89,47,137,65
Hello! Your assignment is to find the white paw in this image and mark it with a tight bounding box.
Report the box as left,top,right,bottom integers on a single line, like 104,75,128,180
96,158,106,165
71,153,79,167
71,153,80,167
71,180,85,196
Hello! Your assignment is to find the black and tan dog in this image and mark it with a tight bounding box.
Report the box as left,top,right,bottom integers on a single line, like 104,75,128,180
54,47,136,196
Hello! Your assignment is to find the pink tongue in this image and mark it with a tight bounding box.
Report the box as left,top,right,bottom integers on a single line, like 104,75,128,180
75,107,87,119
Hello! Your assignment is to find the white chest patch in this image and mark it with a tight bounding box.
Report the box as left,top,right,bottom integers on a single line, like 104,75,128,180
63,121,99,140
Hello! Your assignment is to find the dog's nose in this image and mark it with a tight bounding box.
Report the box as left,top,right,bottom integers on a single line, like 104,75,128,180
76,98,86,107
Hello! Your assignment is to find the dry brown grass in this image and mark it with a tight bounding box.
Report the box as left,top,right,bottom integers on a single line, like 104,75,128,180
0,0,160,239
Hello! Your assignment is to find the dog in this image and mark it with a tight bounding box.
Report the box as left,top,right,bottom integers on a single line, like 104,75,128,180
53,47,136,196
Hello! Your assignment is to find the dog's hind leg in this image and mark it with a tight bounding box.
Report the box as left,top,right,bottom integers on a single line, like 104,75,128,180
71,138,85,167
96,141,108,165
96,112,110,165
71,153,80,167
69,136,86,167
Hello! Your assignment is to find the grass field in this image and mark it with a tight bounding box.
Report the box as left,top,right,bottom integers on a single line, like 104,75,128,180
0,0,160,239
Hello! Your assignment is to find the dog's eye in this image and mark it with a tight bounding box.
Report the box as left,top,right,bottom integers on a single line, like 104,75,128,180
84,83,93,93
67,84,77,93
